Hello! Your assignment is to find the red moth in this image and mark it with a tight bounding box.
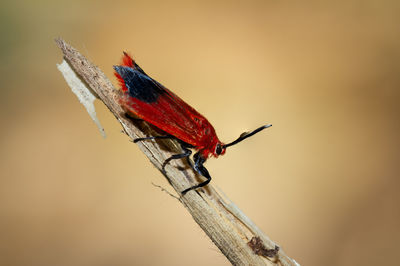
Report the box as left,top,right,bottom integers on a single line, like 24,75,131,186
114,53,271,194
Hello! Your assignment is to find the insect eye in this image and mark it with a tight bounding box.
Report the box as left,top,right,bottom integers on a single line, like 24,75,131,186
215,144,223,155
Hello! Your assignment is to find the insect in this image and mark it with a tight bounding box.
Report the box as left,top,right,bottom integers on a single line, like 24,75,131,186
114,53,271,194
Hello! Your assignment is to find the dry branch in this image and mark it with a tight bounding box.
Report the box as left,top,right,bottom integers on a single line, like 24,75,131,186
55,38,299,266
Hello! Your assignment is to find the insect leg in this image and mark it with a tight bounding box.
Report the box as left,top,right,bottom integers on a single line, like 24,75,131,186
181,152,211,195
133,135,175,143
175,141,194,169
162,145,192,172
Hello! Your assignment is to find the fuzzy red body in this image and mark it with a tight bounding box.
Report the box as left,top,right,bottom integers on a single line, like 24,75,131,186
114,53,224,159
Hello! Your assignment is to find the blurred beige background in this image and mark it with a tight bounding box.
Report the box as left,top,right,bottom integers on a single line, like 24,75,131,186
1,1,399,265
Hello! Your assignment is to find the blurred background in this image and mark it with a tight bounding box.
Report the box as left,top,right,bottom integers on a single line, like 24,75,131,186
1,0,399,265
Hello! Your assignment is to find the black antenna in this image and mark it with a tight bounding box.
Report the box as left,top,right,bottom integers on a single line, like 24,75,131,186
223,124,272,149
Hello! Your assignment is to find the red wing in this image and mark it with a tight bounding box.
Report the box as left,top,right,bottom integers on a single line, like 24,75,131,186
120,93,205,146
114,54,216,148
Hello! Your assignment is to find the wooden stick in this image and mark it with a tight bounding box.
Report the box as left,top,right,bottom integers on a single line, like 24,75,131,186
55,38,299,266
